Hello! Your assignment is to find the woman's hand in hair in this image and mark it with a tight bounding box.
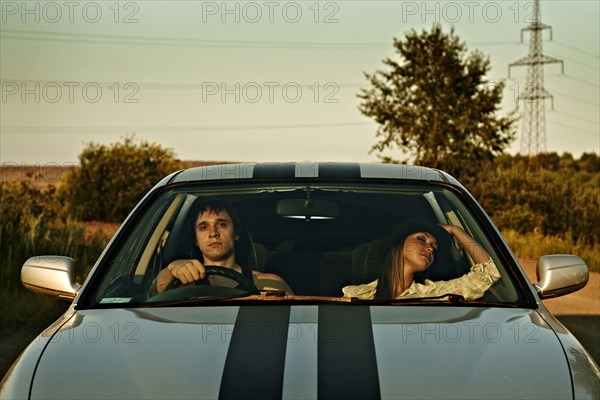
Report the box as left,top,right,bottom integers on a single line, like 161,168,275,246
438,224,491,264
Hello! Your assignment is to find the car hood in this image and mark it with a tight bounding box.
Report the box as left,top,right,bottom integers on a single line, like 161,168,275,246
29,305,573,399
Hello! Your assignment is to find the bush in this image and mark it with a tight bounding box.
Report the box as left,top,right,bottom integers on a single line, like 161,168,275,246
62,137,181,222
0,178,111,292
466,153,600,245
502,229,599,273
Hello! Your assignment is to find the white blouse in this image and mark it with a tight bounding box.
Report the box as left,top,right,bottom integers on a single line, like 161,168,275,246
342,258,501,300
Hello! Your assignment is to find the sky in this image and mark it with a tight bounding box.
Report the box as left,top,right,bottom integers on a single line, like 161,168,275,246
1,0,599,167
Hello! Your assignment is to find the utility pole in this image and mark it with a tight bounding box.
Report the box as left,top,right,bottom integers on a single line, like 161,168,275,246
509,0,564,156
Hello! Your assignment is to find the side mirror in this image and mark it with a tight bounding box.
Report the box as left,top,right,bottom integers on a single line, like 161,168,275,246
534,255,588,299
21,256,81,302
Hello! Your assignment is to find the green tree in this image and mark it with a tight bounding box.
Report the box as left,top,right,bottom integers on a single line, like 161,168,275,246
62,137,181,222
359,24,516,178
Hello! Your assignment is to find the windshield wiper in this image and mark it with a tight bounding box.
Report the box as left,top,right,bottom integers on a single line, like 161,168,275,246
376,294,513,307
144,292,258,307
143,291,358,307
144,292,510,308
407,294,466,303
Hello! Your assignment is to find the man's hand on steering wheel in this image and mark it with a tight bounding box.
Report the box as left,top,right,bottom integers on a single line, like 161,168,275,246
156,259,258,294
164,262,258,293
167,259,206,285
156,259,208,294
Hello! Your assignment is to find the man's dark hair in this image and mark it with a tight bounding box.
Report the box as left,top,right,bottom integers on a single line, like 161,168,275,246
186,198,256,277
188,198,242,237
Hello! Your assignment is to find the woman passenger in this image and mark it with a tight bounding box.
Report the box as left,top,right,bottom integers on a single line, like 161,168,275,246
342,219,501,300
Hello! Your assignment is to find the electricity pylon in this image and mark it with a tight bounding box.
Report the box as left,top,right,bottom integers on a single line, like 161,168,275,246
509,0,564,155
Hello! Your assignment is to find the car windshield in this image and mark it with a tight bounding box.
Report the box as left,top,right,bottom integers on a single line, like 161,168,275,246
84,181,524,308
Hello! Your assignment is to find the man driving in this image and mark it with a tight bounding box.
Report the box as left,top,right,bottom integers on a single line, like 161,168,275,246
152,198,292,294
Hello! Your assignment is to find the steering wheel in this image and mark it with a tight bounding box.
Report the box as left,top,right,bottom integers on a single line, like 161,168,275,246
164,265,258,292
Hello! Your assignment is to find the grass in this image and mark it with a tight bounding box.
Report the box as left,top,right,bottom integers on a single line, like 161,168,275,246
0,289,69,378
0,213,113,378
0,288,68,328
502,229,599,273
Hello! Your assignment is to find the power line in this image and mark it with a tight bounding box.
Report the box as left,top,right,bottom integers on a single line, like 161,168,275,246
509,73,600,89
1,29,595,59
5,77,598,102
6,78,596,116
3,119,595,138
0,29,525,48
552,40,600,60
553,110,599,127
562,74,600,89
0,33,526,50
548,2,600,22
546,52,599,71
546,118,599,137
0,79,363,90
0,122,374,134
14,76,584,93
0,29,388,49
4,78,597,118
553,90,600,107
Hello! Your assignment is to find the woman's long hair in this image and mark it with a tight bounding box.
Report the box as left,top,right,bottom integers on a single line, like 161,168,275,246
374,219,451,299
375,237,406,299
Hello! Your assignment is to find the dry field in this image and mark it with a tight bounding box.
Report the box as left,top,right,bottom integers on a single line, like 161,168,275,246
0,161,232,187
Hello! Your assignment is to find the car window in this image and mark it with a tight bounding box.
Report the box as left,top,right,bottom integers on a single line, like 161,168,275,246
85,182,524,308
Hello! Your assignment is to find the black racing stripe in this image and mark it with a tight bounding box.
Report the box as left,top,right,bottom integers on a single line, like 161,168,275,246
318,305,381,400
252,162,297,179
317,162,361,179
219,306,291,400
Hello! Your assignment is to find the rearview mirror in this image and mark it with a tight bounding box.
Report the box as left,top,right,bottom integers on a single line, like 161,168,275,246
277,199,339,220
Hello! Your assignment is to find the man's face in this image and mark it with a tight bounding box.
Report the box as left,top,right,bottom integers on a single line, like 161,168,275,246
194,208,238,264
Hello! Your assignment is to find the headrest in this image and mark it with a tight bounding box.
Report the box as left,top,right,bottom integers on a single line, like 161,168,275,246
252,242,269,272
236,228,258,270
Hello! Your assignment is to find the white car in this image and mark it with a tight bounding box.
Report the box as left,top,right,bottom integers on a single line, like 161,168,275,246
2,162,599,399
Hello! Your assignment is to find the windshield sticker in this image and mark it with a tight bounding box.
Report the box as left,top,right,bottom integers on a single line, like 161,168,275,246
100,298,133,304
